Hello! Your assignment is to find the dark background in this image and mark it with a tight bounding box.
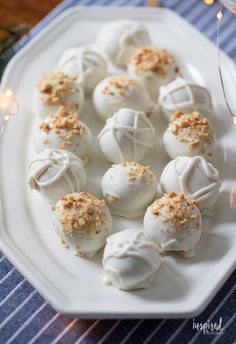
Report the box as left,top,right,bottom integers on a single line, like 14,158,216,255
0,0,61,26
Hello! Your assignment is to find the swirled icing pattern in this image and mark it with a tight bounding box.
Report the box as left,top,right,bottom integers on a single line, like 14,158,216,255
28,149,86,204
103,229,160,290
98,108,155,164
58,46,107,94
160,156,220,213
159,77,213,120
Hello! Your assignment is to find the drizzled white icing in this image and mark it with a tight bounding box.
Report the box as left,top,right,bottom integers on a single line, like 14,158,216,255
28,149,86,204
159,77,213,120
96,21,151,67
103,229,160,290
57,46,107,94
98,108,155,163
160,156,221,212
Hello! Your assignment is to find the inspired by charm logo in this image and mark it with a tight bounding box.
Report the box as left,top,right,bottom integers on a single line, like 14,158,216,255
192,318,224,335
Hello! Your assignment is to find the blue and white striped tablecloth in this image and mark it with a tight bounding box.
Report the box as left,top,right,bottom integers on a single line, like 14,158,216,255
0,1,236,343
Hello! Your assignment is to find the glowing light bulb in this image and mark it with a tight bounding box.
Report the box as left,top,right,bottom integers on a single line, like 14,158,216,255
5,89,13,97
0,89,18,117
203,0,215,5
217,10,223,20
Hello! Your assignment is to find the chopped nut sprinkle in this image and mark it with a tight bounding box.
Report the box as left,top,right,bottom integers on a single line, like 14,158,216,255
151,192,201,232
39,106,85,147
121,161,155,184
37,72,80,109
102,76,137,97
55,192,107,235
104,193,119,204
130,48,177,78
170,111,214,153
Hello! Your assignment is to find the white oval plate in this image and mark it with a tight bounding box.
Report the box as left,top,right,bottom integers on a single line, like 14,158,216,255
1,7,236,318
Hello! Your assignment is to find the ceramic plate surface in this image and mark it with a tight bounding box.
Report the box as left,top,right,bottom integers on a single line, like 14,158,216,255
1,7,236,318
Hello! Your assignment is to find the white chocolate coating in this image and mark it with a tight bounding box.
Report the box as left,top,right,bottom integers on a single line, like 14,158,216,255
160,156,221,213
144,194,202,257
103,229,160,290
28,149,86,205
34,109,92,164
93,76,151,121
102,162,157,219
159,77,213,121
32,72,84,119
127,48,179,100
98,108,155,164
57,46,107,95
53,192,112,258
96,20,151,67
163,111,216,159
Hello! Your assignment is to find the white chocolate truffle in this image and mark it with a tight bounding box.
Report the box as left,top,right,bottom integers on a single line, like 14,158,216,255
128,47,179,100
93,76,151,121
160,156,221,214
53,192,112,257
34,107,92,164
103,229,160,290
28,149,86,205
163,111,215,159
98,108,155,164
57,46,107,95
96,20,151,67
32,72,84,119
158,77,213,121
144,193,202,257
102,162,157,219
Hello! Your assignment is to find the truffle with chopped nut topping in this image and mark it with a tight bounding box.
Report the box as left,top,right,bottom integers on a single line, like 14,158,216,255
144,192,202,257
93,76,151,121
160,156,220,215
96,20,151,67
158,77,213,121
57,46,107,95
127,47,179,100
34,106,92,164
32,72,84,119
53,192,112,257
163,110,215,159
103,229,160,290
98,108,155,164
28,149,86,205
102,162,157,219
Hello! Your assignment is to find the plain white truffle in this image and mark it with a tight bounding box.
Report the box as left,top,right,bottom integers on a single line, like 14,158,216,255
34,107,92,164
96,20,151,67
160,156,221,214
32,72,84,119
128,47,179,100
98,108,155,164
28,149,86,205
57,46,107,95
144,193,202,257
103,229,160,290
163,111,215,159
102,162,157,219
93,76,152,121
53,192,112,258
158,77,213,121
